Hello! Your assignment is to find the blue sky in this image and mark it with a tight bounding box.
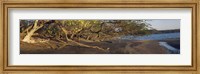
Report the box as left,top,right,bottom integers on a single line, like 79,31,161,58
146,19,180,30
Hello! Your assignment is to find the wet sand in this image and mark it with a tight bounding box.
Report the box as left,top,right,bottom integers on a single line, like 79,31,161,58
159,38,180,49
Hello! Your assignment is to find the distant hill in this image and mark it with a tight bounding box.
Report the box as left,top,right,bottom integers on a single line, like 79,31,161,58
153,29,180,34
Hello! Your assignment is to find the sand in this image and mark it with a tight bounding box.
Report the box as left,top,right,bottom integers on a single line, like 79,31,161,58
20,39,178,54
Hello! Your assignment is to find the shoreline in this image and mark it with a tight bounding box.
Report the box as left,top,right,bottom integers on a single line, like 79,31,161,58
20,38,179,54
159,41,180,54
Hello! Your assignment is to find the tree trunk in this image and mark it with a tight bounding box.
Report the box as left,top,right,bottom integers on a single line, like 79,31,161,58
86,36,90,40
67,38,108,51
22,29,37,43
70,34,75,39
60,27,69,40
59,26,109,52
22,25,33,34
22,20,43,43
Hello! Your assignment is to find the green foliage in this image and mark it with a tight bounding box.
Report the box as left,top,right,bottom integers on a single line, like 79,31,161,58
20,20,154,41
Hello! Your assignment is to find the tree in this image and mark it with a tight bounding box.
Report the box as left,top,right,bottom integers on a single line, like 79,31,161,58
22,20,50,43
20,20,153,51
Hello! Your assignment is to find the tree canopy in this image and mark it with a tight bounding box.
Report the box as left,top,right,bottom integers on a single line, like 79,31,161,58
21,20,153,41
20,20,154,51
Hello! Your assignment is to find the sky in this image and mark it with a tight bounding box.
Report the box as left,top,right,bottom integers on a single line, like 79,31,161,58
146,19,180,30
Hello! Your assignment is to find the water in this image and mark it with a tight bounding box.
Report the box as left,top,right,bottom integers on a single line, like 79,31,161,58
120,32,180,40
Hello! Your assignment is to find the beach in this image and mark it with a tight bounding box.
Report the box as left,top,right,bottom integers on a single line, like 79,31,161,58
20,38,179,54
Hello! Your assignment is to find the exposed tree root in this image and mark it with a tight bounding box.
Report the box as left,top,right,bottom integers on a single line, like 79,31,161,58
56,38,109,52
55,39,69,50
57,43,68,50
58,24,109,52
68,39,109,52
45,42,57,49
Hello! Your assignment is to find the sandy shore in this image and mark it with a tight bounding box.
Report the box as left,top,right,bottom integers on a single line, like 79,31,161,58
20,39,179,54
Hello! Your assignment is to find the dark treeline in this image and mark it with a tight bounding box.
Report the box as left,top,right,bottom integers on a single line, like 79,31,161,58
153,29,180,34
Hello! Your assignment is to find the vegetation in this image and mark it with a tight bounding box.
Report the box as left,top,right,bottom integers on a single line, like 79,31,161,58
20,20,153,52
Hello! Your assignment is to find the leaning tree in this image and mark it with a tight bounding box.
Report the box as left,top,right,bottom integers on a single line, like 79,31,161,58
20,20,153,51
